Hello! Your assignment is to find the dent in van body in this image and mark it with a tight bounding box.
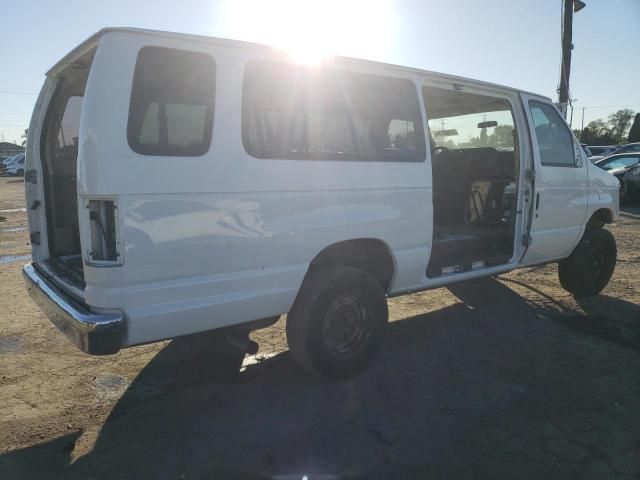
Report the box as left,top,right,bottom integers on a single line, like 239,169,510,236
113,189,431,346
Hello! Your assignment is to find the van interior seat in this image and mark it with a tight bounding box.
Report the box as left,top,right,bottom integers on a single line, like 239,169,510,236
432,146,515,233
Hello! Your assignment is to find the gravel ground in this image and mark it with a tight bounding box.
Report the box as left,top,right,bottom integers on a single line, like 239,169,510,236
0,176,639,479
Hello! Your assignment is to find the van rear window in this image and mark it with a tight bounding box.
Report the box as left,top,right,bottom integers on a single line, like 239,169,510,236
127,46,215,156
242,61,426,162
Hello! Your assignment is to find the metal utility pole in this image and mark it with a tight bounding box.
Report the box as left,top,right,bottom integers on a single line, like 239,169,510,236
558,0,586,118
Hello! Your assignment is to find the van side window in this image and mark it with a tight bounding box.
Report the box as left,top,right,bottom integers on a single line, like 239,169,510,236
127,46,215,156
242,61,426,162
529,101,575,166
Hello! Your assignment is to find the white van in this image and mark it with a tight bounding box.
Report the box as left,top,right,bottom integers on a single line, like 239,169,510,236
23,28,619,377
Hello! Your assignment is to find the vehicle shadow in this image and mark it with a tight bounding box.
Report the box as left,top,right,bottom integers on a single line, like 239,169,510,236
2,278,639,479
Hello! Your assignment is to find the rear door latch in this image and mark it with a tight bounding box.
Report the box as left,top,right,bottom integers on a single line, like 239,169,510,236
24,169,37,184
525,168,536,182
30,232,41,245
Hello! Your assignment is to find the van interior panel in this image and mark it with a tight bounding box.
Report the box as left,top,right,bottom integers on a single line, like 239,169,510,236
423,86,519,277
39,48,95,286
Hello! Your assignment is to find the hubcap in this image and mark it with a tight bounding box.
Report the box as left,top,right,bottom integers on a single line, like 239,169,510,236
322,294,370,358
587,244,606,279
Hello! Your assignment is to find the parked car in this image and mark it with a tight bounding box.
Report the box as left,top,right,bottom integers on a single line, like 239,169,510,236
589,145,619,157
580,143,592,157
1,153,19,167
4,154,25,176
0,153,25,175
587,145,620,162
0,155,14,173
611,142,640,155
22,28,620,378
595,153,640,203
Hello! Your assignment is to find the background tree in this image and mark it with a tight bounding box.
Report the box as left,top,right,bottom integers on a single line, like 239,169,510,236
491,125,514,147
587,119,610,137
579,127,590,143
582,119,616,144
607,109,634,143
20,129,28,147
628,113,640,143
479,127,488,146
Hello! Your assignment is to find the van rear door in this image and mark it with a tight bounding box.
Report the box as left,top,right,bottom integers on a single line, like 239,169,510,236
520,94,587,264
25,34,99,291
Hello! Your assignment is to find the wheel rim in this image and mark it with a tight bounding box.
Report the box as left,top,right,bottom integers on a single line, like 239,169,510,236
322,293,370,358
585,241,606,280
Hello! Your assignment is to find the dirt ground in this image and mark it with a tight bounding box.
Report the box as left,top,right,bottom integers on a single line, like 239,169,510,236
1,176,639,479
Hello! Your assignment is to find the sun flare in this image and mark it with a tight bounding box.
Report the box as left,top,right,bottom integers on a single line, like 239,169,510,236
221,0,395,63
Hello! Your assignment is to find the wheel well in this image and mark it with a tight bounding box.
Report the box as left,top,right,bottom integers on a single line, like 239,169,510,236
587,208,613,228
306,239,395,291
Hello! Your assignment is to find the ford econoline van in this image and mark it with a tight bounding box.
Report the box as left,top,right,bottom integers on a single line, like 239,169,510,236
23,28,619,378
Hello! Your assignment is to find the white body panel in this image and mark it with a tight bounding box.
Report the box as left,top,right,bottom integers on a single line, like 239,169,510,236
520,93,588,264
25,29,619,349
520,93,619,265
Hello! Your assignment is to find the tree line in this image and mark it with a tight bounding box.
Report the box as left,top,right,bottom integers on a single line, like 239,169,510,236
579,109,640,145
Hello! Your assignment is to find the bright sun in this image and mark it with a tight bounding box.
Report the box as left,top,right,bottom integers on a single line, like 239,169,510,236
221,0,395,63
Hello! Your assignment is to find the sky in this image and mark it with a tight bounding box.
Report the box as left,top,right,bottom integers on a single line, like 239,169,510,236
0,0,639,145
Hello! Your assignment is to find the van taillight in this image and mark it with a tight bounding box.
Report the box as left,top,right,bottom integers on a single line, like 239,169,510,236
88,200,119,263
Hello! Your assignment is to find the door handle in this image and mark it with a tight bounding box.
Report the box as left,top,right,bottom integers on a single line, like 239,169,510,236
535,192,540,210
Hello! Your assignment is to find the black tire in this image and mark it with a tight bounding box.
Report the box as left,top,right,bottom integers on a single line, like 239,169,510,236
17,169,24,176
558,227,616,297
286,266,388,378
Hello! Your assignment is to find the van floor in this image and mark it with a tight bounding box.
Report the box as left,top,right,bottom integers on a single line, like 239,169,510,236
47,255,85,288
427,224,513,277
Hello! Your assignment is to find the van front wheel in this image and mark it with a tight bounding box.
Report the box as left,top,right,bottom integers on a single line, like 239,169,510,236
286,266,388,378
558,227,616,297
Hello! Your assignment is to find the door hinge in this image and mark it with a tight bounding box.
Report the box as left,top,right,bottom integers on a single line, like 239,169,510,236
522,234,531,246
525,168,536,182
24,169,37,184
30,231,41,245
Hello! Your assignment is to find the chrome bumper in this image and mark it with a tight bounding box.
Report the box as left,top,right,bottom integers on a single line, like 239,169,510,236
22,263,123,354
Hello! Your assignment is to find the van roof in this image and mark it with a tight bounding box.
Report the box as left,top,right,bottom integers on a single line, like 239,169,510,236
49,27,551,102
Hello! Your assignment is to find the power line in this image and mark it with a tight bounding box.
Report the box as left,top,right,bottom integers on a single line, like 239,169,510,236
0,90,39,95
581,104,640,110
0,87,40,92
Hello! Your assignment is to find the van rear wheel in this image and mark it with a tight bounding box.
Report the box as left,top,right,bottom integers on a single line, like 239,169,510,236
558,227,616,297
286,266,388,378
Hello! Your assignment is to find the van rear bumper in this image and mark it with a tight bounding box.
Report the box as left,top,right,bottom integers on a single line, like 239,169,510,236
22,263,123,354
